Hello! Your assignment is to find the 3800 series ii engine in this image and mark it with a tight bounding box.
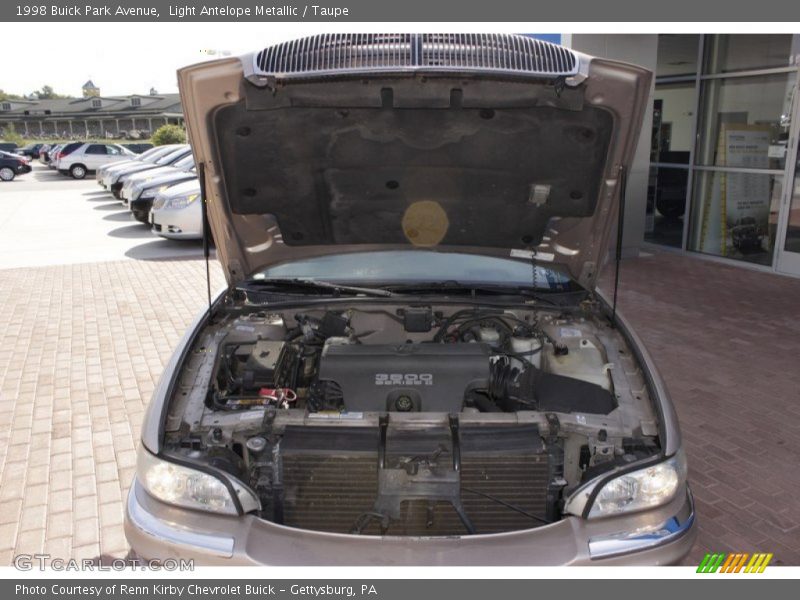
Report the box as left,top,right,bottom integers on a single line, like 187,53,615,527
313,342,492,413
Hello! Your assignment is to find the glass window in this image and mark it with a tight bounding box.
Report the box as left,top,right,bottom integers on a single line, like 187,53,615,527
645,166,689,248
688,170,783,265
258,251,572,290
174,155,195,170
705,34,797,74
656,34,700,77
695,72,796,170
652,82,696,164
785,156,800,254
85,144,107,155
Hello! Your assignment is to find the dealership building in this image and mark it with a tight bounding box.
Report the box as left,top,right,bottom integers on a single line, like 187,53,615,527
562,34,800,279
0,90,183,139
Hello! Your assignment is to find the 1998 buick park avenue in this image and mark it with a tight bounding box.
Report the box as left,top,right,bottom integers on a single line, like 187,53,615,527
124,33,696,565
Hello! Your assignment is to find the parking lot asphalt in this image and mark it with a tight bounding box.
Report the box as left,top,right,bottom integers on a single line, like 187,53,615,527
0,164,206,270
1,164,799,565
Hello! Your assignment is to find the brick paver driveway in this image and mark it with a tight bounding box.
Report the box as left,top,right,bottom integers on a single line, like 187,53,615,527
0,166,798,564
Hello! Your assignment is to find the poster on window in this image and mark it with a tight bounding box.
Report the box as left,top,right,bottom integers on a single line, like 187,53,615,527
699,124,772,256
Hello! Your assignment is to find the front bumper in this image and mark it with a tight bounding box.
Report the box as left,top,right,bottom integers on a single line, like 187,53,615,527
125,479,696,566
16,164,32,174
150,205,203,240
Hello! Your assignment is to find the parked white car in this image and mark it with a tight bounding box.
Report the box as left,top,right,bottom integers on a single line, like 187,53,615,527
149,179,202,239
57,143,135,179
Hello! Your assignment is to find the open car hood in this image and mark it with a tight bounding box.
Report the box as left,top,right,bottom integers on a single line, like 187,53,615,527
178,34,651,289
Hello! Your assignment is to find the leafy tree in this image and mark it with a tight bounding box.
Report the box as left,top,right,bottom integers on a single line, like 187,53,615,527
2,123,23,144
0,89,24,101
151,124,187,145
34,85,70,99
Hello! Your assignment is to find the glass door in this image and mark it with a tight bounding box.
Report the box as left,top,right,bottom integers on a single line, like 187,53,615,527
776,70,800,276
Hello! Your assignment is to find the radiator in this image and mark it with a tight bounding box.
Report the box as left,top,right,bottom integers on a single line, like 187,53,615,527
278,424,550,536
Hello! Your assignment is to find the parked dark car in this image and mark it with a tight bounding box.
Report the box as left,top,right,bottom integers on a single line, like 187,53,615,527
0,150,32,181
731,216,764,252
0,142,20,153
16,143,45,159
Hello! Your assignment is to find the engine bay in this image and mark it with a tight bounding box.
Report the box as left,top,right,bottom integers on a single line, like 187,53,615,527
205,306,619,416
163,300,661,536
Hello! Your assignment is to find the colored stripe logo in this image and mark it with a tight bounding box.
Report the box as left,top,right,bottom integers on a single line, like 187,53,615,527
697,552,773,573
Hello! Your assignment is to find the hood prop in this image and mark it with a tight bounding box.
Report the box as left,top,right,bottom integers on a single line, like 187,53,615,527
611,165,627,328
198,161,212,314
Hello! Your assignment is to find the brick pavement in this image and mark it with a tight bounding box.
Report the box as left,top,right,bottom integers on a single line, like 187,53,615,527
0,249,798,565
0,259,225,564
600,251,800,565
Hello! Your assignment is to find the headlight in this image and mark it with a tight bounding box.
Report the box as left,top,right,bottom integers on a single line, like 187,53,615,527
137,449,260,515
141,185,168,199
166,193,199,210
565,449,687,519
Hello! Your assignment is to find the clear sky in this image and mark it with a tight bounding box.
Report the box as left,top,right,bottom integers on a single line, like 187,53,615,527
0,24,567,98
0,23,311,97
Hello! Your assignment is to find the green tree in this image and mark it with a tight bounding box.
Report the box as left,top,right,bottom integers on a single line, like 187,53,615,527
34,85,70,99
0,89,24,101
151,124,187,145
2,123,23,144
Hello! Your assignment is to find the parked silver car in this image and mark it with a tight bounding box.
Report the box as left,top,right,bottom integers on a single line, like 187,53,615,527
102,145,190,198
149,179,202,239
120,154,195,205
95,144,175,187
125,34,695,566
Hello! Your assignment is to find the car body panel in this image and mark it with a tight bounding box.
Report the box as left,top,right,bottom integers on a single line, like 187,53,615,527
178,34,652,290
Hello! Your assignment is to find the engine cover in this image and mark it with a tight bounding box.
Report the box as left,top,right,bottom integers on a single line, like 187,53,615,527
315,343,491,412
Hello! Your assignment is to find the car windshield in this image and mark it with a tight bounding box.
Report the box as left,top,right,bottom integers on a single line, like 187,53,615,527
142,147,171,161
174,155,195,170
155,147,188,165
257,250,573,291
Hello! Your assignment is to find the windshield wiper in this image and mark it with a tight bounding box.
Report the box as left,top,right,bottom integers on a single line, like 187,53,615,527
383,281,569,304
237,278,396,298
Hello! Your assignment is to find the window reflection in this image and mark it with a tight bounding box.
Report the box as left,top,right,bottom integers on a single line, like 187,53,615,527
652,82,696,164
785,157,800,254
688,171,783,265
646,167,688,248
704,34,796,73
695,73,795,170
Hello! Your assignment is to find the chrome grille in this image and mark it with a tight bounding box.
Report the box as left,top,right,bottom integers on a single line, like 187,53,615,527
253,34,578,79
